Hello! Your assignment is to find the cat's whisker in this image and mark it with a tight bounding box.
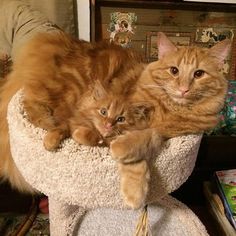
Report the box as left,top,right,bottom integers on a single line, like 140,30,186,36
142,84,181,98
150,86,175,97
116,130,122,136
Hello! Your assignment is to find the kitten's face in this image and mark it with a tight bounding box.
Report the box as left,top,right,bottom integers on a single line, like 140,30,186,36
144,33,230,105
91,97,152,139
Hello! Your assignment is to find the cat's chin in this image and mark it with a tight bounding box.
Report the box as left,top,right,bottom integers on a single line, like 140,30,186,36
99,128,118,139
171,96,189,105
96,128,110,138
101,131,115,139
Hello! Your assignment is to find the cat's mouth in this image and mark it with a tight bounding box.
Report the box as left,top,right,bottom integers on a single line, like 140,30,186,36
103,133,116,139
99,129,115,138
169,89,192,104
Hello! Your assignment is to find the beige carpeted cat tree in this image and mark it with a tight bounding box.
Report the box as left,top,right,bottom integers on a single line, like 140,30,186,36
7,90,209,236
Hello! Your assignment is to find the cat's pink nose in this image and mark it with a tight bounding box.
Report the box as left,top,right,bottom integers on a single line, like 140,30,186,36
179,87,189,96
105,122,112,130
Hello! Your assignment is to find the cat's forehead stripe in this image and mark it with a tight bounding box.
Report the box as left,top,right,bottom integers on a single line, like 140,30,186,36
180,48,198,66
109,100,124,116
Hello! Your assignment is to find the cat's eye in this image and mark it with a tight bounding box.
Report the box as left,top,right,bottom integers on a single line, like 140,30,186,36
116,116,125,123
100,108,107,116
194,70,205,78
170,67,179,76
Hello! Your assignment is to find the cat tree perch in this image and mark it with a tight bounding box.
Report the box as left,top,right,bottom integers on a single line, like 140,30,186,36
7,90,209,235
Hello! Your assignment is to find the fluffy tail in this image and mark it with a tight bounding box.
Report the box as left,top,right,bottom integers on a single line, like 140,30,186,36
0,73,35,193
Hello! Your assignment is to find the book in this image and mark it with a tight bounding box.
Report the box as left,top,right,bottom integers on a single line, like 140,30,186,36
203,181,236,236
214,169,236,230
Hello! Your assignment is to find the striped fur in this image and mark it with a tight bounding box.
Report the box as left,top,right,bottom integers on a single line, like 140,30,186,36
0,31,144,192
111,33,230,208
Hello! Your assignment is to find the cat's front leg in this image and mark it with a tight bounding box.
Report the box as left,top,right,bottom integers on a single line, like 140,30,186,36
44,129,69,151
72,126,104,146
110,129,161,164
110,133,140,163
118,160,150,209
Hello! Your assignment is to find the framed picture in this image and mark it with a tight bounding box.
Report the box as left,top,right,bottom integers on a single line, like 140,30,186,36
146,31,194,62
195,27,234,44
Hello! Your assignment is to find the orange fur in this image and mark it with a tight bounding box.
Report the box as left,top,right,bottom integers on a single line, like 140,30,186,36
112,33,229,160
0,31,144,192
0,74,34,192
70,81,154,146
111,32,230,208
0,31,229,210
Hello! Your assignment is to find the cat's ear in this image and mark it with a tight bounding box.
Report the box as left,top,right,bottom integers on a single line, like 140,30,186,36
209,39,231,65
92,80,108,100
157,32,178,60
130,102,154,120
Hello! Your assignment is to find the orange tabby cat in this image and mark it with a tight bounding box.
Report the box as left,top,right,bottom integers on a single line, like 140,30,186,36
111,32,230,208
0,31,144,193
70,80,154,146
21,32,144,151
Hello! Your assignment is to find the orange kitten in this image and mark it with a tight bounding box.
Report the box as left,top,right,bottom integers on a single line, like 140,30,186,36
70,80,153,146
111,32,230,208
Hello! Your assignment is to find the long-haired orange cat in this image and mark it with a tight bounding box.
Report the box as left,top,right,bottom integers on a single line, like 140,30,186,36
0,31,144,193
70,80,153,146
111,32,230,208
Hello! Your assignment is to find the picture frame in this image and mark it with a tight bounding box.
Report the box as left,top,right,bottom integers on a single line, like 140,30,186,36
195,27,234,44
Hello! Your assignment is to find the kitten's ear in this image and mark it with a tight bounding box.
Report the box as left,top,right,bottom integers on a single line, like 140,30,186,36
92,80,108,100
130,103,154,120
209,39,231,64
157,32,178,60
